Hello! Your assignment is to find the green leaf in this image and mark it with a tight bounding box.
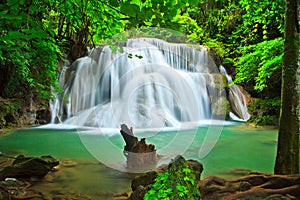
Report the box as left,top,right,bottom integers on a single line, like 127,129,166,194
109,0,119,7
188,0,199,6
8,31,22,39
121,3,140,17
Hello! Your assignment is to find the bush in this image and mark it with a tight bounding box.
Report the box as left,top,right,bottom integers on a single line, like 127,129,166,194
144,156,200,200
248,98,281,126
234,38,283,92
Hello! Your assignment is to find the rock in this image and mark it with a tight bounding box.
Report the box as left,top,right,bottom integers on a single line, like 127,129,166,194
68,43,88,65
113,192,129,198
35,107,51,124
131,171,157,191
129,185,147,200
0,155,59,180
187,159,204,180
263,194,291,200
228,84,251,120
211,97,230,119
199,172,300,200
120,124,158,169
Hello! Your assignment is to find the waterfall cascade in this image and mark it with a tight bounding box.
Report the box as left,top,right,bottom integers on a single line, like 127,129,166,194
51,38,250,128
219,66,251,121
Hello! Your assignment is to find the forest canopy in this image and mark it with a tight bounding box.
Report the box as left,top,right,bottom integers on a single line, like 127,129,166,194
0,0,285,113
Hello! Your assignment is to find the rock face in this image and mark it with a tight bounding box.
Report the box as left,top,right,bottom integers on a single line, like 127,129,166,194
67,43,88,65
0,155,59,180
120,124,158,169
199,172,300,200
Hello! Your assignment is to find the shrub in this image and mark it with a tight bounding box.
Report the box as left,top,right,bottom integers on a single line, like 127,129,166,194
144,156,200,200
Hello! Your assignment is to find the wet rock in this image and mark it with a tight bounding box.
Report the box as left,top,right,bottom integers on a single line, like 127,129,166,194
131,171,157,191
187,159,204,180
0,155,59,180
129,185,147,200
68,43,88,65
35,107,51,124
113,192,129,198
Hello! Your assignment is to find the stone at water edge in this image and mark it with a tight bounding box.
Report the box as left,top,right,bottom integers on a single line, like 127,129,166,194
199,172,300,200
0,155,59,180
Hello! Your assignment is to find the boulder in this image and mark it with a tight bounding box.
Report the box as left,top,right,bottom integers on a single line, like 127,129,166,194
131,171,157,191
0,155,59,180
129,185,148,200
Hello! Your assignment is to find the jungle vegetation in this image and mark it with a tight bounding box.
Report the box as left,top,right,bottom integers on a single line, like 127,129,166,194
0,0,299,174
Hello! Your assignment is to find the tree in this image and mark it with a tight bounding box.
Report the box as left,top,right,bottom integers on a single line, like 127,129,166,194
274,0,299,175
0,0,124,101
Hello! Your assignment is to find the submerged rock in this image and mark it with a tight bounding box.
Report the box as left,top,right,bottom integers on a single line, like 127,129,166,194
0,155,59,180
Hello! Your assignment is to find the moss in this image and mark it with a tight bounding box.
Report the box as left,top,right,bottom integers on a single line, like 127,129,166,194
144,156,200,200
212,74,228,89
211,97,230,118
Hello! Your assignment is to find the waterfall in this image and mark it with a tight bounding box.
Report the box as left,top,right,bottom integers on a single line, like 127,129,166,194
51,38,249,128
219,66,251,121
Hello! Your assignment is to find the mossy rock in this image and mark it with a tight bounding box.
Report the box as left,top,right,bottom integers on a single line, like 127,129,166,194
0,155,59,180
212,74,228,89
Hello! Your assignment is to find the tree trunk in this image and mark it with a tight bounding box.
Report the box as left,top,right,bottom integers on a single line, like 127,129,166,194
274,0,299,174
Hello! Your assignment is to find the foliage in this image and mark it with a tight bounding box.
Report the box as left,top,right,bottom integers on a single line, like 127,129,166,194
144,157,200,200
234,38,283,92
0,0,287,105
0,98,20,128
248,98,281,126
238,0,285,43
121,0,199,30
0,0,60,100
0,0,124,101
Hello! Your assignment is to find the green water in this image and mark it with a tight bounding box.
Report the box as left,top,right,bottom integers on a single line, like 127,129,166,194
0,123,279,199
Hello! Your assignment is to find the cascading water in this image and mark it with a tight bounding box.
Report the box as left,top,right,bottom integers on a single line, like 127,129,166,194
219,65,251,121
51,38,249,128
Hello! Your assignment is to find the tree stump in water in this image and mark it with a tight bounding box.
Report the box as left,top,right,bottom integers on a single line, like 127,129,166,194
120,124,158,169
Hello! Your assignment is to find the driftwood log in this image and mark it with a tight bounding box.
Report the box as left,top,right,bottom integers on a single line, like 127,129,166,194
120,124,158,169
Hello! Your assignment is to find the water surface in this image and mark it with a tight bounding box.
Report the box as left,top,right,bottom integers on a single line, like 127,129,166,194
0,123,279,199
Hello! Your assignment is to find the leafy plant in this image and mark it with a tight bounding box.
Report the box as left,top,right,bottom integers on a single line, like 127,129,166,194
234,38,283,92
248,98,281,126
144,156,200,200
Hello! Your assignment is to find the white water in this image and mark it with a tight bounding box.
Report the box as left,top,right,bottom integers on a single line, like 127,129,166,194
220,65,251,121
51,38,249,128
